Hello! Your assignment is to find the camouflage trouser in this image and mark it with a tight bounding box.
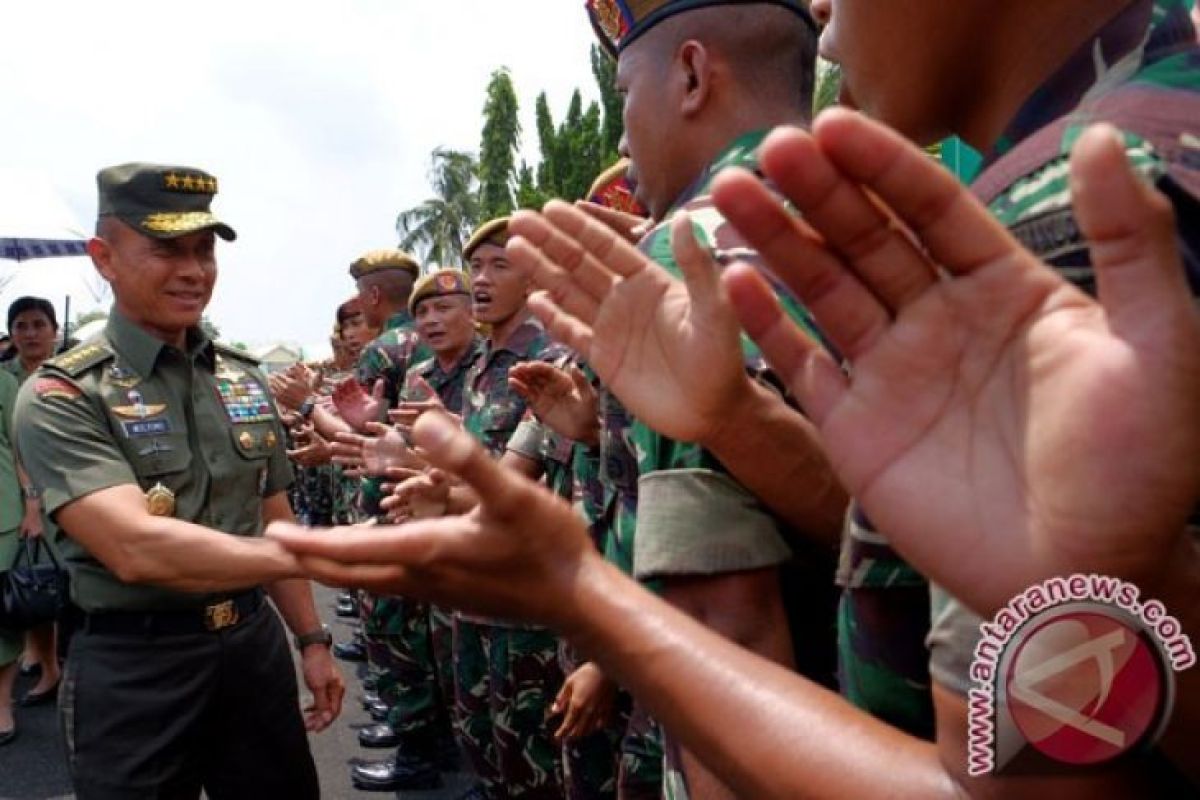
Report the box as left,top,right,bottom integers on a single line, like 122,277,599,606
453,619,565,799
616,702,663,800
364,594,452,741
431,605,456,730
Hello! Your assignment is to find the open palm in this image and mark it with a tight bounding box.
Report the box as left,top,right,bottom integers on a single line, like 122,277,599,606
508,204,751,445
716,112,1200,614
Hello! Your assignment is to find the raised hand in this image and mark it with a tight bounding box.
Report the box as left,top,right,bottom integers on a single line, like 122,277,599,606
508,361,600,444
713,112,1200,614
332,421,424,477
550,662,617,742
287,424,333,468
332,377,386,433
267,411,601,626
380,469,451,522
269,369,312,411
507,205,754,445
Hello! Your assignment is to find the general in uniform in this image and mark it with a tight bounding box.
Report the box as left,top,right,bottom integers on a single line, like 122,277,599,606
14,163,343,799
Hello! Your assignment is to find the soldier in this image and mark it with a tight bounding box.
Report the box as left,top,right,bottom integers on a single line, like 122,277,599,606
13,162,343,798
351,269,481,792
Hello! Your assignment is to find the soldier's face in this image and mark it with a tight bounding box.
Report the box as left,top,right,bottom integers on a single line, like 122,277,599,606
90,223,216,344
814,0,966,145
415,295,474,357
469,243,528,325
11,309,57,364
617,41,691,221
341,312,374,349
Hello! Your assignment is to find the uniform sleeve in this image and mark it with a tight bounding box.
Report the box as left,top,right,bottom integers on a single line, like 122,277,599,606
924,583,980,696
13,375,138,518
505,415,545,462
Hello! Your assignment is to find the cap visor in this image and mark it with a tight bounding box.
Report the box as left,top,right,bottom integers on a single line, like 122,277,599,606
135,212,237,241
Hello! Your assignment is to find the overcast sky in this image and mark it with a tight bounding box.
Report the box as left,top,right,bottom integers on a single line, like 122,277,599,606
0,0,600,356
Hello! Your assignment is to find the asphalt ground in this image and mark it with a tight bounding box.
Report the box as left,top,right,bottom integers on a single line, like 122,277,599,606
0,584,477,799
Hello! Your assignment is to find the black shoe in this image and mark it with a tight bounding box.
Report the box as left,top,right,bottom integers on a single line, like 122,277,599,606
454,785,489,800
361,674,379,692
358,723,401,749
332,641,367,663
335,598,359,618
359,691,382,710
350,753,441,792
0,728,16,747
433,731,461,771
368,699,392,722
18,661,40,678
19,681,60,707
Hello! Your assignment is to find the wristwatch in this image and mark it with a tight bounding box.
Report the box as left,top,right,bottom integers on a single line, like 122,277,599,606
22,486,41,500
294,624,333,651
298,397,316,420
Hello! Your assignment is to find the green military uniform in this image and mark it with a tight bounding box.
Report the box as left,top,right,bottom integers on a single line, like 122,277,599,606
454,220,568,799
12,162,318,798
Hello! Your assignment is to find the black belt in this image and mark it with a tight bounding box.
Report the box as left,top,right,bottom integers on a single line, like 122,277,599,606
83,589,264,636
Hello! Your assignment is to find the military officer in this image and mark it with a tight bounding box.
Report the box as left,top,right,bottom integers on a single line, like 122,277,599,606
13,163,343,799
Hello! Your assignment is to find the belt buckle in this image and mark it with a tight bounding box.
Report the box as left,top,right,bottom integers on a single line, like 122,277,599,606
204,599,239,631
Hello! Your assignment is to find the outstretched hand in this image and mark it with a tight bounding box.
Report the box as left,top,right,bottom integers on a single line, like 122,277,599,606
332,377,387,433
268,412,602,627
507,204,754,445
332,421,425,477
508,361,600,444
714,112,1200,613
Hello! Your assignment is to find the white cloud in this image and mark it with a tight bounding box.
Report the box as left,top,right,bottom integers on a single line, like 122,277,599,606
0,0,602,347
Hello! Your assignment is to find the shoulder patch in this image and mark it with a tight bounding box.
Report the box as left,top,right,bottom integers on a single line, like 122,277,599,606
45,340,114,377
213,342,261,366
34,376,83,400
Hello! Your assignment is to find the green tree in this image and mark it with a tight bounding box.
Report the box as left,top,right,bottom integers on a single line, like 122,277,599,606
590,44,622,159
396,148,481,267
478,68,521,220
532,89,608,203
515,161,546,210
813,59,842,117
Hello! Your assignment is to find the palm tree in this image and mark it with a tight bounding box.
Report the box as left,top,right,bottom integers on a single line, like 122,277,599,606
396,149,482,269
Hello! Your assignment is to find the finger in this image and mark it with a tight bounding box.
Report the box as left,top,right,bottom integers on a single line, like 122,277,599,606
371,379,386,401
411,375,439,402
542,200,653,281
745,124,939,310
411,410,531,521
669,211,728,321
723,262,848,425
574,200,643,243
512,207,620,301
810,109,1019,276
508,235,602,325
508,375,533,402
1068,123,1191,331
384,466,424,482
567,365,592,397
332,432,366,447
363,421,395,438
293,553,414,595
712,166,891,359
527,292,596,356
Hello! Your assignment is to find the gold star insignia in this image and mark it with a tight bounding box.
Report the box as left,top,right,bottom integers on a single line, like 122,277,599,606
180,175,195,191
206,177,218,192
164,172,181,189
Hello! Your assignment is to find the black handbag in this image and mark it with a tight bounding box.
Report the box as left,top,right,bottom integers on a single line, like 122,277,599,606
0,537,69,631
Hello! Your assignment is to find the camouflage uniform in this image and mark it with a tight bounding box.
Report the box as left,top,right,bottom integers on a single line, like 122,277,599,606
354,312,437,742
380,341,484,744
454,316,568,799
289,362,357,526
920,0,1199,781
624,132,832,799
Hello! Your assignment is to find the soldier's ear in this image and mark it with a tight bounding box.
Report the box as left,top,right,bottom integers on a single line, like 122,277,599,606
87,237,117,283
678,40,712,118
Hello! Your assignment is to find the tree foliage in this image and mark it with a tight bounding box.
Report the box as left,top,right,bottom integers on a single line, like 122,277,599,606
395,148,481,268
478,68,521,220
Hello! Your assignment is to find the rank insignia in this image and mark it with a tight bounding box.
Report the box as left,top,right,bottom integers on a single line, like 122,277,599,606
107,362,141,389
111,389,166,419
146,482,176,517
34,377,81,400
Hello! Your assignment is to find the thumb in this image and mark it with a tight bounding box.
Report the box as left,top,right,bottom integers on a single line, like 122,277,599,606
411,411,526,520
1070,124,1190,331
413,375,437,401
567,364,591,396
372,379,386,401
552,678,573,713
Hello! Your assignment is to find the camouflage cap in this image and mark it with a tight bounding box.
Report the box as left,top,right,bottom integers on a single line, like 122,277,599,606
586,0,817,56
463,217,510,262
586,158,648,216
409,268,472,314
348,249,420,280
97,162,236,241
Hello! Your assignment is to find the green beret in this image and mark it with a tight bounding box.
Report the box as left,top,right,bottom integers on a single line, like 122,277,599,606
97,162,236,241
586,0,816,55
349,249,421,280
463,217,510,262
410,269,472,313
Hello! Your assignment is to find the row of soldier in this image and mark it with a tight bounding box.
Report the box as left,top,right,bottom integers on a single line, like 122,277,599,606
2,0,1199,798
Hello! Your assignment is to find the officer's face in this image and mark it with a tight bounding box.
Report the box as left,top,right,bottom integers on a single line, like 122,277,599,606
814,0,968,145
90,223,216,345
469,242,529,326
415,295,474,357
11,309,57,365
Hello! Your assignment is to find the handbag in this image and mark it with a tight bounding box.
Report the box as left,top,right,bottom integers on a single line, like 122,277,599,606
0,537,69,631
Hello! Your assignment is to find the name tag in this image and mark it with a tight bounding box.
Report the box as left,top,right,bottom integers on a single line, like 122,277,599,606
123,418,171,438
